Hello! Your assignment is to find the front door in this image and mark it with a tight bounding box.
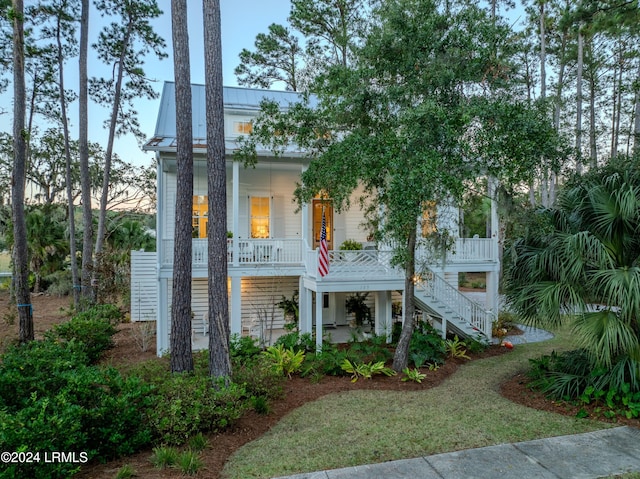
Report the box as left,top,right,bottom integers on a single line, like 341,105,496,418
312,200,333,250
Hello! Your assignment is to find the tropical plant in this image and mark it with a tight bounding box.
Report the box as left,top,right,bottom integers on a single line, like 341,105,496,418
276,290,299,330
263,344,305,378
401,367,427,383
345,292,372,328
505,157,640,394
340,359,396,382
445,335,470,360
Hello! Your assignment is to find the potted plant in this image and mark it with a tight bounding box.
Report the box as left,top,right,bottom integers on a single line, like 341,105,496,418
339,239,362,250
339,239,362,261
345,292,372,329
276,290,299,331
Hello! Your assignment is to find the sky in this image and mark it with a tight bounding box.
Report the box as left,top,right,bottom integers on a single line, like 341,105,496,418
122,0,291,165
1,0,528,170
0,0,293,168
134,0,293,164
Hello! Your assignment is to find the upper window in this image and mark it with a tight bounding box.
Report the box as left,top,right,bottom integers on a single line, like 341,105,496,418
250,196,270,238
192,195,208,238
233,121,253,135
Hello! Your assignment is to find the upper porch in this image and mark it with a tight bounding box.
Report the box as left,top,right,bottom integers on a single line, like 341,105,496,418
158,236,499,278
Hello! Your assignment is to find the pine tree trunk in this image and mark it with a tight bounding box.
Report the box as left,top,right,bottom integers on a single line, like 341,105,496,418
79,0,93,306
204,0,232,380
55,13,80,308
12,0,33,343
93,23,133,300
575,28,584,174
170,0,194,373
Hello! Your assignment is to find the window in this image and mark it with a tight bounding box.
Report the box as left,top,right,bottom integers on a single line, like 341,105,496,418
250,196,270,238
421,201,436,237
192,195,208,238
233,121,253,135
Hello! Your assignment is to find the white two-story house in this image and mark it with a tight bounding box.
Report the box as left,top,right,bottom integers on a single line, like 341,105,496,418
132,82,500,355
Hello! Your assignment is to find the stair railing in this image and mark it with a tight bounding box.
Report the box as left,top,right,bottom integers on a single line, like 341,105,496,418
415,269,494,338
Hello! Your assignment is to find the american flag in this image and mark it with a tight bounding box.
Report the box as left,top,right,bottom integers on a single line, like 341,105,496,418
318,211,329,277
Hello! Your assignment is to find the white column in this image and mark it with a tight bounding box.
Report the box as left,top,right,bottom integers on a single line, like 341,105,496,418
315,291,323,351
299,277,311,334
156,154,163,265
486,270,498,319
232,161,239,266
301,164,309,250
487,176,500,335
374,291,393,341
488,176,500,263
157,277,169,356
231,276,242,335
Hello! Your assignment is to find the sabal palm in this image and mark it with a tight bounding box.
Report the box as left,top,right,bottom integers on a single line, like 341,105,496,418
504,166,640,382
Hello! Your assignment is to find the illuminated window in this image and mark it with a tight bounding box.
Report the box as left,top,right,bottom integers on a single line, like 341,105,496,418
192,195,208,238
250,197,270,238
421,201,436,237
233,121,253,135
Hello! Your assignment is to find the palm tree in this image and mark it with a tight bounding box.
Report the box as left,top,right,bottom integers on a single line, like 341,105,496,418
504,157,640,391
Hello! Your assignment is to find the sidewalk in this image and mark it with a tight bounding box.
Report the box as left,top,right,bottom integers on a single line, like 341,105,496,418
274,426,640,479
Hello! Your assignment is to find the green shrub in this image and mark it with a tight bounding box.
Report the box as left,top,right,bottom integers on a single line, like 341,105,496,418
250,395,271,414
230,334,262,363
302,343,360,377
148,375,247,446
0,366,154,479
274,331,314,352
0,396,85,479
528,349,640,405
232,356,285,400
0,339,88,410
46,315,117,363
348,334,392,363
73,303,123,324
409,321,446,368
44,270,73,297
527,349,593,399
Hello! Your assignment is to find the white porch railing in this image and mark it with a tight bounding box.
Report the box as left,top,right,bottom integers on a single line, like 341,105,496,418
305,249,403,279
449,238,496,262
416,269,494,337
161,238,304,267
160,237,496,270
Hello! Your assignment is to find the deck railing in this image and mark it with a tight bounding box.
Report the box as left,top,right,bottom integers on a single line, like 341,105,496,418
160,237,496,269
161,238,304,267
305,249,402,279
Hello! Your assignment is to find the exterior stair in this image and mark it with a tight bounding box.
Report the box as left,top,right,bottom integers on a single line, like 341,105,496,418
413,269,494,343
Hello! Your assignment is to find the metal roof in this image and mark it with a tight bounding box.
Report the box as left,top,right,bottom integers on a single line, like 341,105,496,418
145,82,316,152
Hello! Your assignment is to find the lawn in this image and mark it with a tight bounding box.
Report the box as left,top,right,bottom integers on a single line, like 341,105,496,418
223,329,612,479
0,253,10,271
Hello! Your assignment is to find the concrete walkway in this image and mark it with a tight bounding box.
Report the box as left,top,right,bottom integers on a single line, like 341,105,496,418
274,427,640,479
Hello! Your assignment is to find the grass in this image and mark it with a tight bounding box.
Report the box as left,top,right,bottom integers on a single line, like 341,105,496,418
0,253,9,271
223,328,614,479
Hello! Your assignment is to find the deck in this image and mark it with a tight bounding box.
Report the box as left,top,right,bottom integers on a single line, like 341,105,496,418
159,237,498,278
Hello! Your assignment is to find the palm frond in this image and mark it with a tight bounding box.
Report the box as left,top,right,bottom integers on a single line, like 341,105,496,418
573,311,639,369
